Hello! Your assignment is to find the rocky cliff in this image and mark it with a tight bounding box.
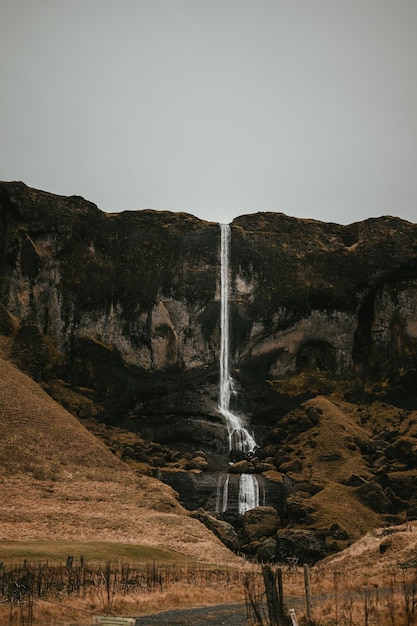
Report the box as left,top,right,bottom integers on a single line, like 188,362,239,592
1,180,417,562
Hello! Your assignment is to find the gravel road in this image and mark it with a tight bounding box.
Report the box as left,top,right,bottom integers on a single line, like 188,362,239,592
133,602,248,625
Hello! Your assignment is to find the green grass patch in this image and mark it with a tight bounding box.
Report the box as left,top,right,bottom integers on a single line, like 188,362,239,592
0,540,189,564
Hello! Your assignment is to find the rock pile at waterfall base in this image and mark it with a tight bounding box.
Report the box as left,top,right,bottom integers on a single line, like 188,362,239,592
61,371,417,565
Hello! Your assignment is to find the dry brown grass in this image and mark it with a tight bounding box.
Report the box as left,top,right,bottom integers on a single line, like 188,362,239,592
0,559,252,625
298,396,371,486
4,348,417,624
0,355,240,566
2,524,417,625
324,521,417,577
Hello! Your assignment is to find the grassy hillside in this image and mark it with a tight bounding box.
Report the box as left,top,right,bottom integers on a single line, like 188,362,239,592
0,347,240,565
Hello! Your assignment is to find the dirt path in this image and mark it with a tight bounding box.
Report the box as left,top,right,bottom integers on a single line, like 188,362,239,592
133,602,248,625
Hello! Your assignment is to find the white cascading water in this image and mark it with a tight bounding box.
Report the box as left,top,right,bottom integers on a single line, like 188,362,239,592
218,223,259,515
215,473,230,514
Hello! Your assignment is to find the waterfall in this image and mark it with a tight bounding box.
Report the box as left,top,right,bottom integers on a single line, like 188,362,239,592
238,473,260,514
215,474,230,514
218,223,259,514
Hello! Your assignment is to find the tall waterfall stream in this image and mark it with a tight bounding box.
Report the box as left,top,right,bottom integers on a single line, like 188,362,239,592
217,223,260,514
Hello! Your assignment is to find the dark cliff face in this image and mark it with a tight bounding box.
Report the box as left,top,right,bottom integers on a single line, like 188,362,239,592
0,181,220,369
2,181,417,561
1,181,417,422
231,213,417,387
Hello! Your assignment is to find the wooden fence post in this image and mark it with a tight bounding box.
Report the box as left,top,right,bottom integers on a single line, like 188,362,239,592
277,567,284,613
262,565,279,626
262,565,292,626
303,563,313,625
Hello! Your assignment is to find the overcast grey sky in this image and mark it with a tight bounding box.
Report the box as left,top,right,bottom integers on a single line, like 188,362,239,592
1,0,416,224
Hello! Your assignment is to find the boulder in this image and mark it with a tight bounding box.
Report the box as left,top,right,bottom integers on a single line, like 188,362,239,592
190,508,240,552
328,523,349,541
150,453,167,468
344,474,368,487
387,439,417,469
186,455,208,470
279,459,302,473
242,506,281,542
387,471,417,500
254,461,276,473
276,529,326,564
285,492,316,521
121,446,135,459
241,540,261,556
229,460,255,474
256,537,277,562
356,482,391,513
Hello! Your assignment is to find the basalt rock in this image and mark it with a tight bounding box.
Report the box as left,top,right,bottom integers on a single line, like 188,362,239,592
242,506,281,542
285,492,316,522
190,508,240,553
356,481,392,513
275,529,327,565
2,183,417,403
256,537,278,562
2,182,417,557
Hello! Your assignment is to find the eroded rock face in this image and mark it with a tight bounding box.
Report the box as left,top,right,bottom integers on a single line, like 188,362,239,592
231,214,417,386
2,182,417,557
2,183,417,395
0,182,220,373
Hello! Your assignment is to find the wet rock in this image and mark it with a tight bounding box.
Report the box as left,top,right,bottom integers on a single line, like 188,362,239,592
229,460,255,474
